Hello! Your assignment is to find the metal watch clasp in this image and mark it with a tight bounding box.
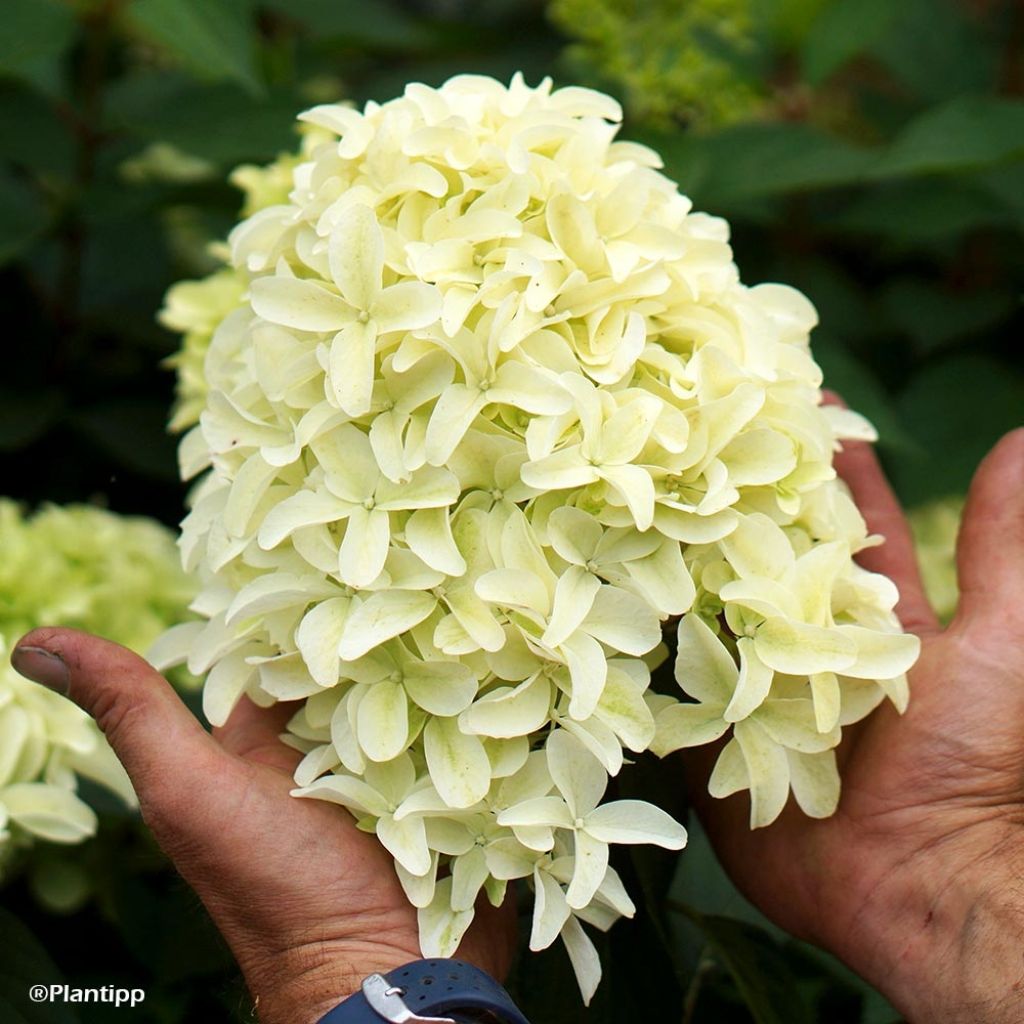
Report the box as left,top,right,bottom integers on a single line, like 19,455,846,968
361,974,456,1024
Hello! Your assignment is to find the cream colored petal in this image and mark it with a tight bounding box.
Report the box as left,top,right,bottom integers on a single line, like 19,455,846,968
424,716,491,808
328,203,383,310
328,319,378,417
649,701,728,757
357,680,410,762
734,719,791,828
373,280,442,334
754,618,857,676
723,637,774,723
673,614,737,704
787,749,840,819
250,276,352,332
339,505,391,588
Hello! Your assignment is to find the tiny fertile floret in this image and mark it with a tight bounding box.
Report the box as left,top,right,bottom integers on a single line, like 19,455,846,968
157,73,919,1001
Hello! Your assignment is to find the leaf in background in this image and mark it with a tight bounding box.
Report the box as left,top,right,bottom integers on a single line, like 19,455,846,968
0,388,63,450
0,169,46,265
0,85,75,177
0,908,80,1023
124,0,264,96
755,0,830,49
671,903,815,1024
265,0,434,50
879,279,1015,355
649,123,873,208
870,97,1024,179
887,355,1024,505
801,0,898,85
826,177,1013,243
0,0,76,93
108,78,301,167
975,162,1024,230
72,398,180,481
868,0,998,104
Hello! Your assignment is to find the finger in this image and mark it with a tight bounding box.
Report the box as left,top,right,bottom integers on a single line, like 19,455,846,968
214,697,301,772
11,627,232,840
954,427,1024,622
833,438,939,635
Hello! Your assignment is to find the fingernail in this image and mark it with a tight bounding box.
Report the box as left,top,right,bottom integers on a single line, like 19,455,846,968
11,645,70,695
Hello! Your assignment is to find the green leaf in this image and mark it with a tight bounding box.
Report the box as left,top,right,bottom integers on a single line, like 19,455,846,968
754,0,831,49
887,356,1024,505
264,0,434,50
826,178,1014,243
108,77,300,166
0,169,46,265
975,162,1024,229
0,0,76,89
649,123,873,207
868,0,998,104
672,904,815,1024
0,908,79,1023
871,97,1024,179
0,388,63,450
801,0,898,85
879,279,1014,355
0,85,75,175
125,0,263,95
72,398,180,481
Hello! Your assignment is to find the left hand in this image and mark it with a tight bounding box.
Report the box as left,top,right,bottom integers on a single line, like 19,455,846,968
11,630,517,1024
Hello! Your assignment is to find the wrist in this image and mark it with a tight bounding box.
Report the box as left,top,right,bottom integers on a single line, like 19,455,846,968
833,838,1024,1022
241,939,422,1024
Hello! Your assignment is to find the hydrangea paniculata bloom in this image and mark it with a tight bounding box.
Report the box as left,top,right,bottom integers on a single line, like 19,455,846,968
0,502,196,871
909,496,963,623
156,74,919,1001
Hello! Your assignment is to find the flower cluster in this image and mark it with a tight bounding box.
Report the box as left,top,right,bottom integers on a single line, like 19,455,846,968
157,74,919,1000
0,501,196,870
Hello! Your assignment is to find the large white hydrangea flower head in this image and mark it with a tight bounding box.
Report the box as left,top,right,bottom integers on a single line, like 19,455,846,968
157,74,919,1000
0,502,196,872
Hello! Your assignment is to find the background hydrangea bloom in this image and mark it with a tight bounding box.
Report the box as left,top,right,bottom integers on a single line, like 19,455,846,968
909,496,963,623
157,74,919,1001
0,501,196,876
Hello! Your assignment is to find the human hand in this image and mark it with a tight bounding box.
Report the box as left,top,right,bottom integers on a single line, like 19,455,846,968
690,426,1024,1022
10,631,517,1024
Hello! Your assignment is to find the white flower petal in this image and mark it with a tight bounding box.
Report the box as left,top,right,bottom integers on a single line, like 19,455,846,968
250,277,352,332
723,637,774,723
545,729,606,819
530,865,572,950
567,830,609,909
755,618,858,676
328,203,383,310
423,716,491,808
584,800,687,848
339,591,437,660
357,680,410,762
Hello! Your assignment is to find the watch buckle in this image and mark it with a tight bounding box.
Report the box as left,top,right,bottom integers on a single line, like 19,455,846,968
361,974,456,1024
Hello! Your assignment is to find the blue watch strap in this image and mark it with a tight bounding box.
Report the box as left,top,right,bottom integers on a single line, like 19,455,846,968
317,958,530,1024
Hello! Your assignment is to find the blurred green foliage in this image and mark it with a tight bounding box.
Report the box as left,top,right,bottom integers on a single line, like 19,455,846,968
1,0,1021,1020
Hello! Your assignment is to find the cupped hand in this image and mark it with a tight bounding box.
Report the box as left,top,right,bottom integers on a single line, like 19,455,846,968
692,427,1024,1022
10,632,516,1024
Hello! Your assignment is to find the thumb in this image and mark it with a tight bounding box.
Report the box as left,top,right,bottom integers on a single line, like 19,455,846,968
954,428,1024,624
11,626,228,841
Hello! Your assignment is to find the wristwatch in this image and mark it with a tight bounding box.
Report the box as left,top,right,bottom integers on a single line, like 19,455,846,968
316,959,531,1024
